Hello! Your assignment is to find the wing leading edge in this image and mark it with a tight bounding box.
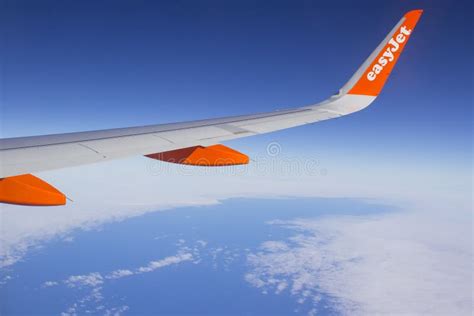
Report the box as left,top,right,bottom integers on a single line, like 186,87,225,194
0,10,423,205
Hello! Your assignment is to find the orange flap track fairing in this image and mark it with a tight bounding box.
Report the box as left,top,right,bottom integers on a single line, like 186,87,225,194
146,144,249,166
0,174,66,206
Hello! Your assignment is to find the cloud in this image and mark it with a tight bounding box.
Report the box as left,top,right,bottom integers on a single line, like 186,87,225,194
1,146,471,315
104,305,129,316
0,156,331,268
65,272,104,288
0,150,469,268
42,280,58,287
40,239,256,314
0,275,13,285
128,253,193,275
43,251,194,315
196,240,208,247
106,269,134,280
260,240,289,252
45,253,194,287
245,205,472,316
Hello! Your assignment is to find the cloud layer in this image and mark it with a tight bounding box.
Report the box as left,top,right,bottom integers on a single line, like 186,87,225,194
44,251,194,316
1,152,468,268
1,148,471,315
246,208,472,315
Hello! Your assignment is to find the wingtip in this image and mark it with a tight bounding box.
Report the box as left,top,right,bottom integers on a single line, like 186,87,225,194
405,9,424,19
342,9,424,97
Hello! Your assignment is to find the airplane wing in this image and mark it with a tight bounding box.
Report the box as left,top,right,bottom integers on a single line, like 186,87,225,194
0,10,423,206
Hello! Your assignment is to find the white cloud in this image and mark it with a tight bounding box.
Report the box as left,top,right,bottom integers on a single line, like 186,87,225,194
60,253,194,287
0,151,469,268
275,280,288,294
196,240,208,247
0,275,13,285
135,253,193,274
42,280,58,287
46,251,193,315
260,241,289,252
245,203,473,316
0,145,471,315
65,272,104,288
0,156,332,267
105,269,134,279
104,305,129,316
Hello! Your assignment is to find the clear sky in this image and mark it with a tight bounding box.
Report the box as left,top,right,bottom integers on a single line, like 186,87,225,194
2,0,472,171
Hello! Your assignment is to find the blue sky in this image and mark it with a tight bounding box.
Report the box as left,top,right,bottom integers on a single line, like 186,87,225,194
2,0,472,170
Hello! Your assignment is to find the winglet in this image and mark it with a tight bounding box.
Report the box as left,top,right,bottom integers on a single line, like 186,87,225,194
340,10,423,96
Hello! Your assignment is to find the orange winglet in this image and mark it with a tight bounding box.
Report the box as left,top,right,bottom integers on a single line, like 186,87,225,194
348,10,423,96
146,144,249,166
0,174,66,206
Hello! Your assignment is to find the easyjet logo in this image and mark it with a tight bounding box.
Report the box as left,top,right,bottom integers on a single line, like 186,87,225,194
367,25,412,81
